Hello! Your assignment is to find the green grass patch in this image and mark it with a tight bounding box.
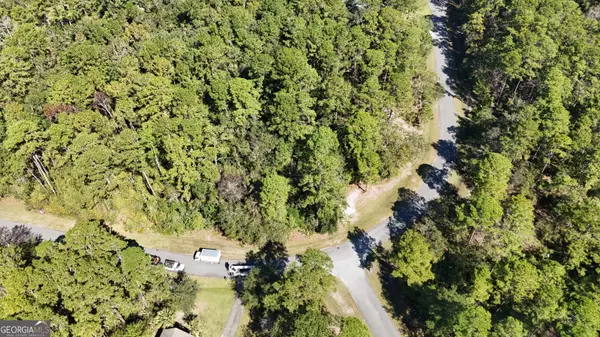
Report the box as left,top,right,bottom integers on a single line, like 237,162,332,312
235,310,250,337
190,276,236,337
0,197,75,231
325,277,363,319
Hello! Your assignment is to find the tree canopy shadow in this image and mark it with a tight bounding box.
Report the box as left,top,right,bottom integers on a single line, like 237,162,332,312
433,139,457,169
428,0,472,103
417,164,457,197
244,240,289,279
347,227,376,270
388,188,427,240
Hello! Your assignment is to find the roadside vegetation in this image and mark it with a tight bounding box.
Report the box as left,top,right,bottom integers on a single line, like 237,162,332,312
0,220,201,337
376,0,600,336
238,242,370,337
0,0,436,245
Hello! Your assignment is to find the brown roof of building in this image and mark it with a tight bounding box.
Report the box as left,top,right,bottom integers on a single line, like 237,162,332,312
159,328,194,337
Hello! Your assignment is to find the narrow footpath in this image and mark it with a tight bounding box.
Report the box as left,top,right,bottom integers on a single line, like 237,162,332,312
221,297,244,337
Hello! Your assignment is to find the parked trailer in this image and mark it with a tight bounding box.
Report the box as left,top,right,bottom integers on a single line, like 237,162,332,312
193,248,221,264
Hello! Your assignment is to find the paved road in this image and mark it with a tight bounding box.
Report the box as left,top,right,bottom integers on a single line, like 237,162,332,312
221,297,244,337
323,1,458,336
0,219,242,278
0,2,457,337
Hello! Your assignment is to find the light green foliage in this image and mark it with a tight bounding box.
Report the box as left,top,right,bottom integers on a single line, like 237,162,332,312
264,249,335,313
0,0,435,243
345,110,383,184
0,220,189,336
260,173,291,225
491,317,525,337
493,259,541,304
298,127,349,233
453,305,492,337
289,310,334,337
470,265,492,303
339,317,371,337
241,244,356,337
472,152,512,200
391,230,436,286
559,292,600,337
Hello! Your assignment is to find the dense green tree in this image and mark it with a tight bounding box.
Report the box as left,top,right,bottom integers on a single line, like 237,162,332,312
339,317,370,337
0,220,194,336
0,0,435,243
391,229,436,286
241,244,369,337
385,0,600,335
297,127,349,233
260,173,291,227
491,317,525,337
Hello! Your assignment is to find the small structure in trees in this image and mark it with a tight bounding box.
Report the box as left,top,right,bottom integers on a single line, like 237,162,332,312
160,327,193,337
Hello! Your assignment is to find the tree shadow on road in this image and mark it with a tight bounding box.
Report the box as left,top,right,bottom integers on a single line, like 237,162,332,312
433,138,457,168
388,188,427,240
348,227,376,270
417,164,458,197
428,0,472,104
374,258,430,335
244,241,289,279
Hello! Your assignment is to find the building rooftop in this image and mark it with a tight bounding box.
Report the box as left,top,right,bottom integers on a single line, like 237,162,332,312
160,328,193,337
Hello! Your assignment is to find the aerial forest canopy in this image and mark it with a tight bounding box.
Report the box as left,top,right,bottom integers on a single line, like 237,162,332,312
0,221,200,337
387,0,600,336
0,0,436,242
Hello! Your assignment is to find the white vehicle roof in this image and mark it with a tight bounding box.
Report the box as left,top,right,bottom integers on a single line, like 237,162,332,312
200,249,221,257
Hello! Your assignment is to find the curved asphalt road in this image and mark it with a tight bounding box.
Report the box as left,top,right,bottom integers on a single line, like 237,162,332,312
324,1,458,336
0,2,456,337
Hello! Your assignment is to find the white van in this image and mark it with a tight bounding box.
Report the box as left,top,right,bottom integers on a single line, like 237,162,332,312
193,248,221,264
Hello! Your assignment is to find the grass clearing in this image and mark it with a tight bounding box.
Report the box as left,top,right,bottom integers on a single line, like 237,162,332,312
190,276,235,337
0,197,75,231
325,277,363,319
448,170,470,197
111,222,253,259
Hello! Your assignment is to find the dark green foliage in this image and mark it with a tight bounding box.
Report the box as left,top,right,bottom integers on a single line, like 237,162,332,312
241,243,368,337
0,0,435,243
339,317,370,337
170,273,200,313
0,220,193,336
385,0,600,335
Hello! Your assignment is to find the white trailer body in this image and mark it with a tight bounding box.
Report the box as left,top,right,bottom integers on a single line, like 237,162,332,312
194,249,221,264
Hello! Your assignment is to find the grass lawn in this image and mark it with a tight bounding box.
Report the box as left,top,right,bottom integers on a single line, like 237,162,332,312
448,97,470,197
0,197,75,231
189,276,236,337
325,277,363,319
